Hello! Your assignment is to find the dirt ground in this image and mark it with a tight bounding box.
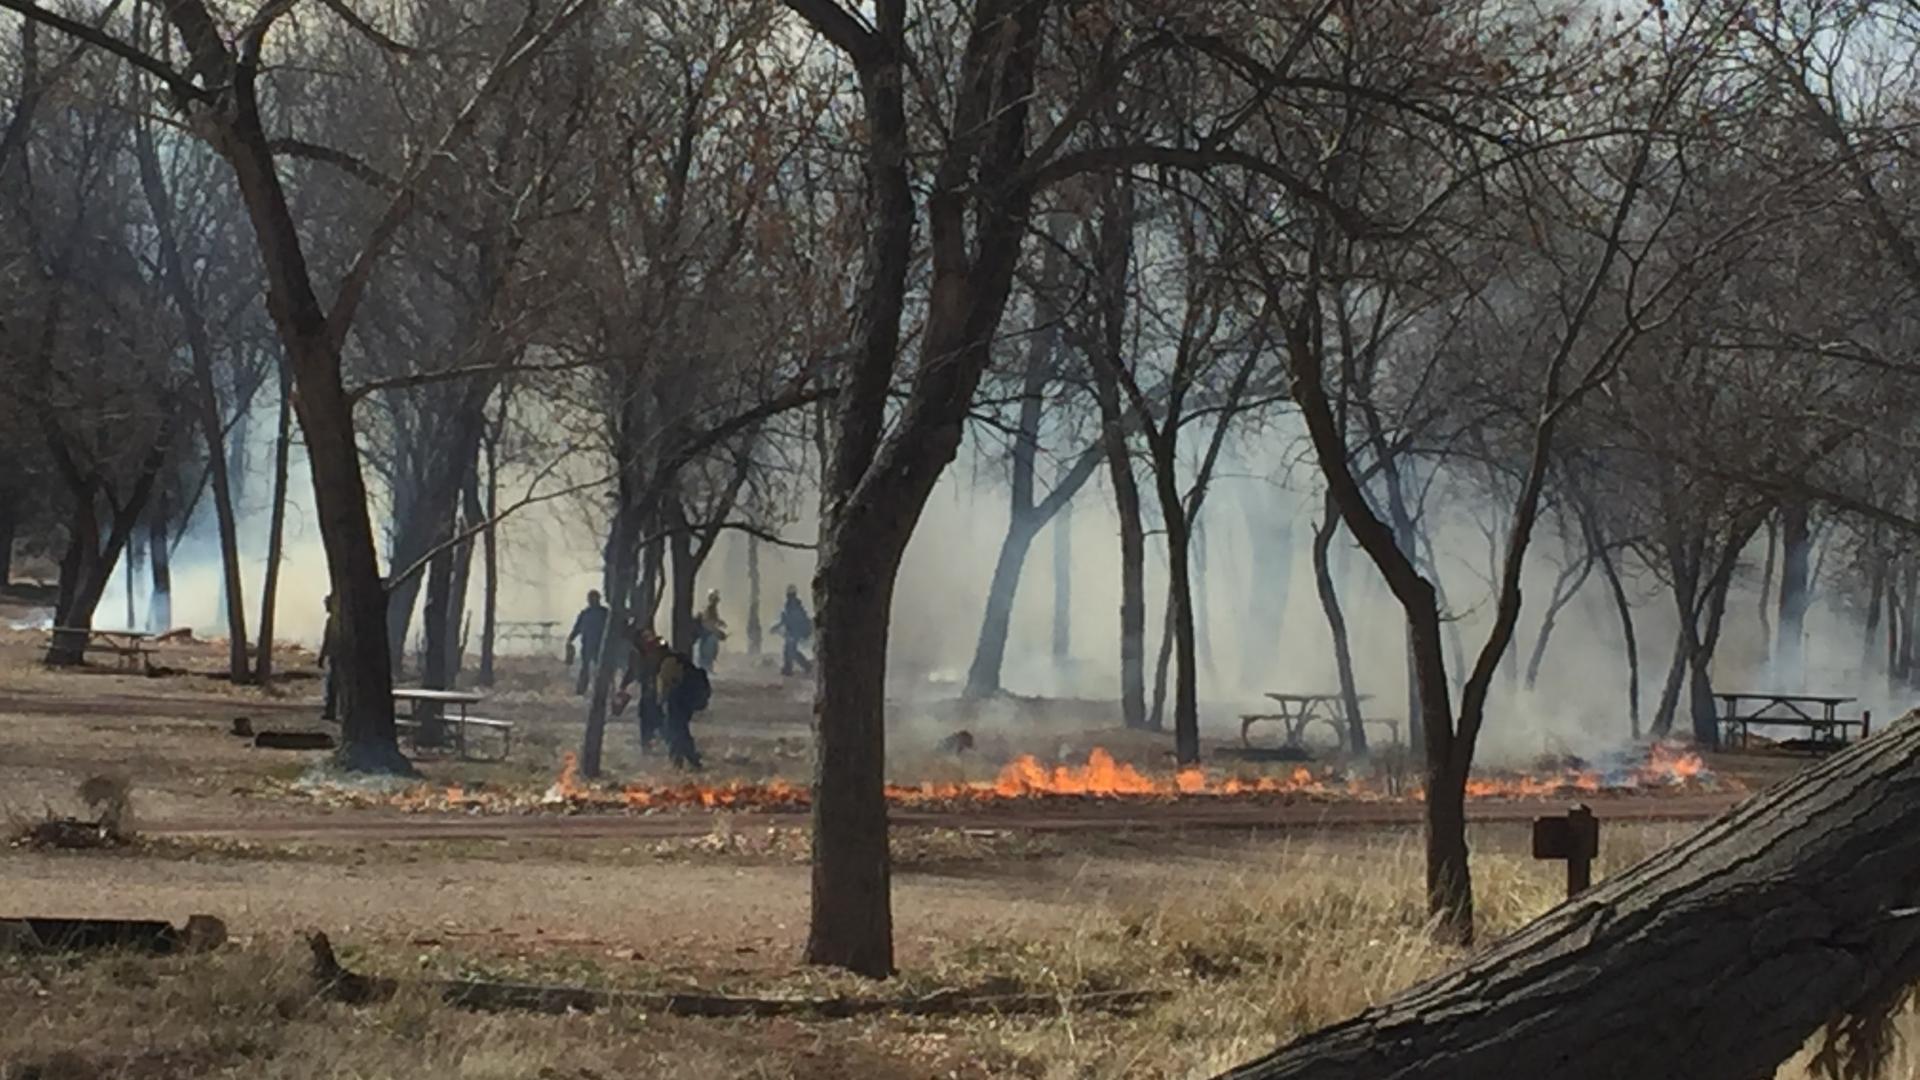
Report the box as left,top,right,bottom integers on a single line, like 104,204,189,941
0,601,1838,1078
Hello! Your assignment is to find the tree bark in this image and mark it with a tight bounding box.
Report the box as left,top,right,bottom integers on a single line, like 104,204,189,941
805,520,905,979
1219,711,1920,1080
1777,500,1812,685
1594,542,1641,740
580,500,641,779
476,439,499,687
965,517,1041,699
254,355,292,683
1312,497,1365,755
146,487,172,634
746,534,763,657
0,500,14,589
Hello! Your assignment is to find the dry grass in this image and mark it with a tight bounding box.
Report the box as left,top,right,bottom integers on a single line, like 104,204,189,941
13,822,1911,1080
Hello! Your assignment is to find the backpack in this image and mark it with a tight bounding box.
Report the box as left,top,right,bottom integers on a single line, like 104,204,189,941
671,653,712,713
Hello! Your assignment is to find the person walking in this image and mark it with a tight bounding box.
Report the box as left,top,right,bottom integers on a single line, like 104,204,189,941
613,623,666,752
774,584,814,677
694,589,728,671
566,590,610,696
657,644,709,770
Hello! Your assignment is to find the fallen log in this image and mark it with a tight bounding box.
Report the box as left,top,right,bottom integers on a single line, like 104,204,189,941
0,915,226,955
1219,711,1920,1080
253,731,335,750
308,932,1164,1018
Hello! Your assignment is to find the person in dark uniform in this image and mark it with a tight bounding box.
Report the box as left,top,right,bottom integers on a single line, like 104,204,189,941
774,585,813,677
566,590,610,696
613,623,666,752
656,646,707,770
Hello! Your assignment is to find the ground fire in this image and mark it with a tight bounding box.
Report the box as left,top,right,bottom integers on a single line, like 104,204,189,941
383,743,1726,815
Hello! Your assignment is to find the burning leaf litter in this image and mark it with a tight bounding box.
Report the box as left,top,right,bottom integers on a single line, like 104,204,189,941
270,744,1730,816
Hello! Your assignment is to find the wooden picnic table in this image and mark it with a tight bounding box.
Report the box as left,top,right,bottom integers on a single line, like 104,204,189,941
391,688,513,761
1242,692,1373,748
1715,691,1868,752
53,627,154,672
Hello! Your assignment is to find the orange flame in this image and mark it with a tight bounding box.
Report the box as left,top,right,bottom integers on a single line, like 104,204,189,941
383,743,1727,816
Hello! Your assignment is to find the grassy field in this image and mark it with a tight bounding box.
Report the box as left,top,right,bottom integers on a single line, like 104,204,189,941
0,616,1902,1079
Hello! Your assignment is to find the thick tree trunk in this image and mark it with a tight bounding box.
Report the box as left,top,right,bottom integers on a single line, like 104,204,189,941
1690,573,1733,747
1777,500,1812,685
805,522,906,979
255,357,292,683
964,516,1040,699
1312,500,1365,755
1221,711,1920,1080
1193,514,1214,679
1863,557,1885,681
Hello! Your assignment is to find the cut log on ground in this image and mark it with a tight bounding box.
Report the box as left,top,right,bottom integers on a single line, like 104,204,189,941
1219,711,1920,1080
307,932,1164,1018
0,916,226,955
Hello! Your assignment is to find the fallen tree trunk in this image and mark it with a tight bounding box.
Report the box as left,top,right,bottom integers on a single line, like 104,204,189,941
308,932,1164,1019
1220,711,1920,1080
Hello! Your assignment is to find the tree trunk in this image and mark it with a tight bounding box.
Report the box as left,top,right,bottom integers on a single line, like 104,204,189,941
1169,522,1200,764
1522,556,1593,691
1652,626,1689,739
1690,573,1732,748
1194,514,1214,680
1777,500,1812,685
134,114,250,682
1758,513,1776,659
254,355,292,683
421,518,457,692
964,515,1040,699
1312,499,1365,755
746,534,763,656
477,432,499,686
0,499,14,588
580,501,641,779
804,518,907,979
1222,712,1920,1080
667,503,697,654
1863,556,1885,682
447,493,476,686
1149,597,1175,733
1593,542,1641,739
1115,460,1149,730
147,489,172,634
1052,500,1071,663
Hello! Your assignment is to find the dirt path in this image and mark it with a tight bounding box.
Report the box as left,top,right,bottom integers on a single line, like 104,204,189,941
144,792,1745,843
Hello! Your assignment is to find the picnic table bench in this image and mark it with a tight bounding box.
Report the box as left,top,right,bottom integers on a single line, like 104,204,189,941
1715,691,1869,752
1241,692,1393,750
392,688,513,761
53,627,154,672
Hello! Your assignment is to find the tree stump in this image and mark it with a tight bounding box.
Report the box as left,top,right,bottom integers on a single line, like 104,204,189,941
1220,712,1920,1080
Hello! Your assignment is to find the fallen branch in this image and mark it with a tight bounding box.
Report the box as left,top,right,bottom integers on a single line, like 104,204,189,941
307,932,1165,1018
